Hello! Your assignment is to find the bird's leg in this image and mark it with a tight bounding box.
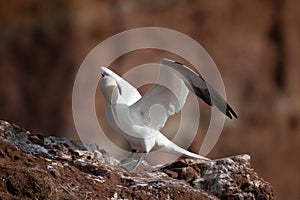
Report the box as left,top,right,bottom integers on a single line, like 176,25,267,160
128,148,138,158
120,151,148,172
120,149,138,165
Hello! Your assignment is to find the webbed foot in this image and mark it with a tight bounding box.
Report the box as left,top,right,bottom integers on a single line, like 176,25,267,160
120,151,148,172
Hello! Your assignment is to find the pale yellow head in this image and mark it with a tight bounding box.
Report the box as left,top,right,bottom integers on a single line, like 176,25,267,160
100,76,119,105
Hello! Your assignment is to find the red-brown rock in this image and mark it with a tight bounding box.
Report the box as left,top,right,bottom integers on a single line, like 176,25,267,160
0,120,274,199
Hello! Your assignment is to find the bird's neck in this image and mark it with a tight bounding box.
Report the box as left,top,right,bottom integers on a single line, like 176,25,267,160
102,85,120,105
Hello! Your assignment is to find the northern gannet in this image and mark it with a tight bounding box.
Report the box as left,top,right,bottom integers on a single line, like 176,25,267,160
99,58,237,171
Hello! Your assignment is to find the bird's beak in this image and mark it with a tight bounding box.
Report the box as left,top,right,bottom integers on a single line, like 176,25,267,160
99,66,106,77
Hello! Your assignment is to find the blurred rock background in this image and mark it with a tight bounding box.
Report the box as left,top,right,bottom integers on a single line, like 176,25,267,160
0,0,299,199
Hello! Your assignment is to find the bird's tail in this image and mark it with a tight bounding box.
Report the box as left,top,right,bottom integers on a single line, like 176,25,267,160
156,133,210,161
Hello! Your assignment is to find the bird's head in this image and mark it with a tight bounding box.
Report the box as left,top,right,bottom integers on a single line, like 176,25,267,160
100,68,120,105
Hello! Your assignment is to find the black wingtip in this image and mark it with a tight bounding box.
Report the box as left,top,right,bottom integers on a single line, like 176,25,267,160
226,104,238,119
161,57,238,120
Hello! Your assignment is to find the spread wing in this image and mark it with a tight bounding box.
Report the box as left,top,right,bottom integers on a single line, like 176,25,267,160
99,67,141,106
129,61,189,130
161,58,237,119
129,58,237,130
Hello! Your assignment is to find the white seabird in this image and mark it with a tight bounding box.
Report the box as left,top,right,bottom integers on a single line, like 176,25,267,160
99,58,237,171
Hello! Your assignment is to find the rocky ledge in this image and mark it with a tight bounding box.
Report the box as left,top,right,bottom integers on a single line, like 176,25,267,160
0,120,274,199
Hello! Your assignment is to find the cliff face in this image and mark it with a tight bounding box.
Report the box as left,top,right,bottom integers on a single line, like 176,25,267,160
0,120,274,199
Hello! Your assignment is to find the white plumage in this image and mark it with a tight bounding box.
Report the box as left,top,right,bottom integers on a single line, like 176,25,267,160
99,58,237,171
